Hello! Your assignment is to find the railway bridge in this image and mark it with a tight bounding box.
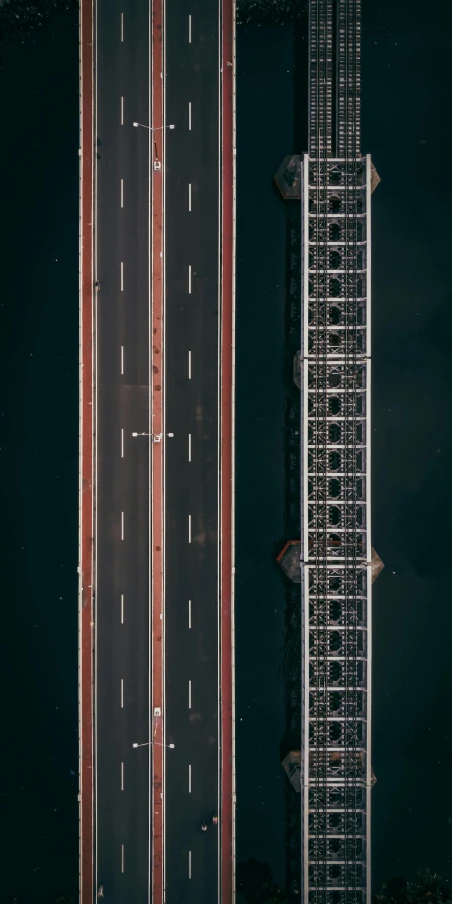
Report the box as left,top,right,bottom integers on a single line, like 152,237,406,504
276,2,381,901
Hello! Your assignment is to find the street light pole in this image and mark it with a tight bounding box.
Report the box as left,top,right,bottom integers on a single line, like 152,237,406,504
133,741,175,749
133,122,175,170
132,432,174,442
132,122,175,131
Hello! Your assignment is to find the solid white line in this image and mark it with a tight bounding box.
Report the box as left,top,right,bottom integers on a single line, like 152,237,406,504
148,0,153,899
216,0,227,898
121,511,124,540
121,261,124,292
121,346,124,375
188,599,191,629
121,843,125,873
120,12,124,41
121,761,124,790
121,679,124,708
121,178,124,208
121,428,124,458
188,350,191,380
93,4,100,891
188,514,192,543
188,264,192,294
188,851,192,879
121,95,124,125
121,594,124,624
188,14,192,43
188,680,192,709
188,183,192,212
188,764,192,793
188,433,191,462
188,101,192,131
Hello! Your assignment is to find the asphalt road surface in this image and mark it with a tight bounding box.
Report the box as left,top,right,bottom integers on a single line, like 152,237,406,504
94,0,221,900
95,1,152,901
164,0,221,902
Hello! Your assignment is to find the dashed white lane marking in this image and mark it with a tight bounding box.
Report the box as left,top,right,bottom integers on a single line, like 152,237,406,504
121,261,124,292
120,11,124,41
121,511,124,540
188,101,192,131
188,599,191,629
121,761,124,790
188,679,192,709
121,594,124,624
188,851,192,879
188,515,192,543
188,350,192,380
188,433,191,461
121,679,124,708
188,183,192,212
121,428,124,458
121,843,125,873
188,14,192,43
188,764,192,793
121,346,124,375
188,264,192,294
121,96,124,125
121,178,124,208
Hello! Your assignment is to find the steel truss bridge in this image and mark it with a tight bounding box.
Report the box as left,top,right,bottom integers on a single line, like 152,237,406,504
300,1,372,902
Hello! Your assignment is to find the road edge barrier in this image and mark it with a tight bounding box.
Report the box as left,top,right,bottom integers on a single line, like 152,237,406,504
221,0,236,900
79,0,95,900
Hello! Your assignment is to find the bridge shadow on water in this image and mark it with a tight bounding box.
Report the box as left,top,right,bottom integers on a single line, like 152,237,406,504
236,200,302,900
235,10,307,903
279,202,302,901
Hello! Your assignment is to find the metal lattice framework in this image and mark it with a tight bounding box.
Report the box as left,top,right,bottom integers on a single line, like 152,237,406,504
301,2,371,902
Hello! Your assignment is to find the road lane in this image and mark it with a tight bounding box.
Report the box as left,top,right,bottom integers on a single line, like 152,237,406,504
164,0,221,901
95,1,151,901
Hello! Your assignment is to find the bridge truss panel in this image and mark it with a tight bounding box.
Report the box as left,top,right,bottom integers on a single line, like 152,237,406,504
300,153,372,904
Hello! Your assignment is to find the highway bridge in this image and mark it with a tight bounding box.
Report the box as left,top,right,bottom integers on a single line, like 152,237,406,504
79,0,235,901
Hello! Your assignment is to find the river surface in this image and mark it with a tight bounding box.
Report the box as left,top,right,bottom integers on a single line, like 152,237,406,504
0,7,79,903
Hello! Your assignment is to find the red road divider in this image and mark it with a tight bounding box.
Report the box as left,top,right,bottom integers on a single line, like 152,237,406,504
151,0,165,901
221,0,235,900
79,0,94,901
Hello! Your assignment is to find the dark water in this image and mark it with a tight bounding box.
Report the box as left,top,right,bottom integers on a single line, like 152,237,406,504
1,1,451,901
235,23,295,896
362,0,452,887
0,7,79,903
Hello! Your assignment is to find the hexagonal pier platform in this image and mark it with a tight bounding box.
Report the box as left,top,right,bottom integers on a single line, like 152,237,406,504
277,540,384,584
